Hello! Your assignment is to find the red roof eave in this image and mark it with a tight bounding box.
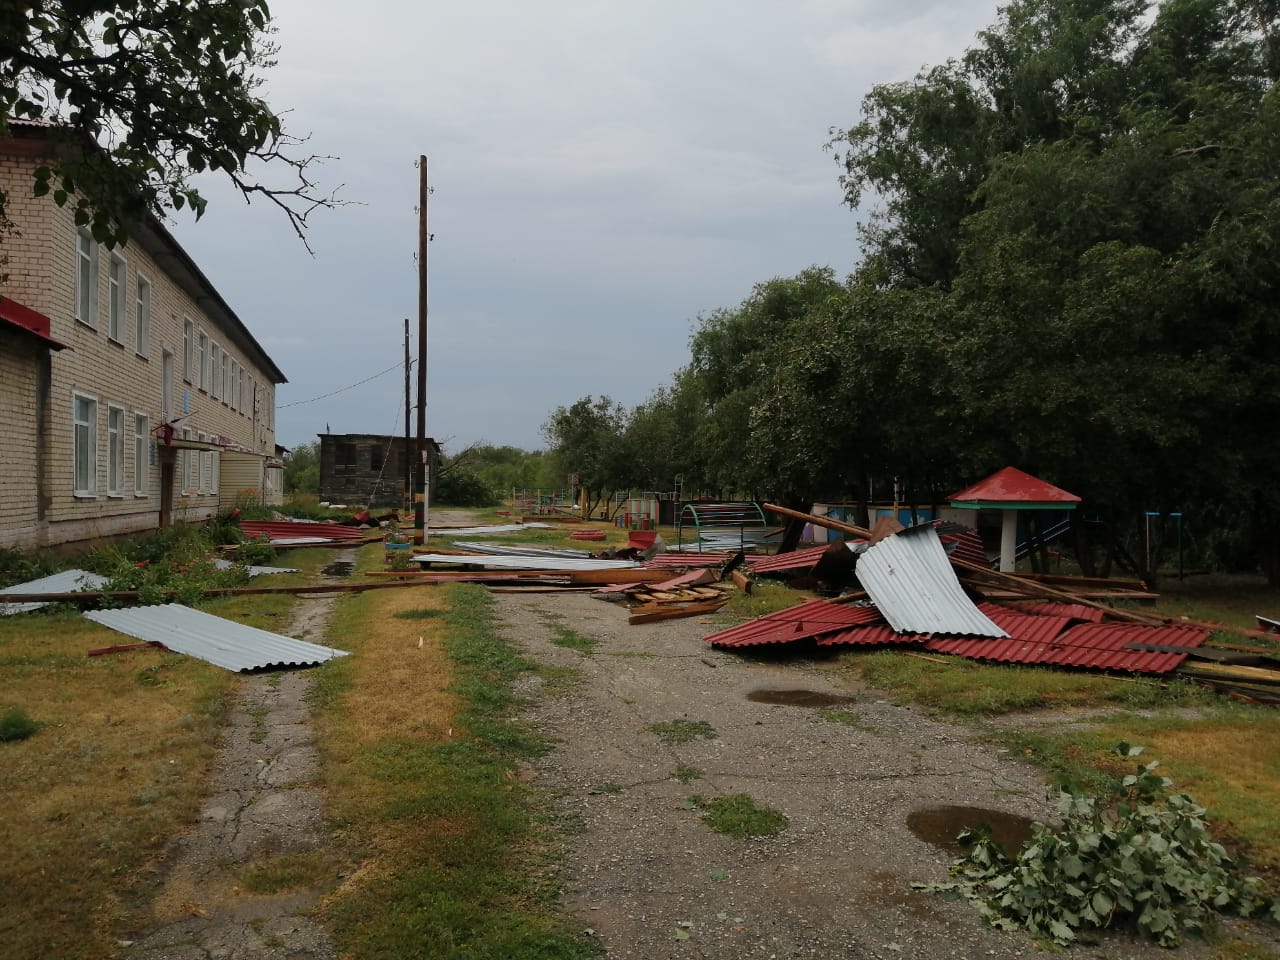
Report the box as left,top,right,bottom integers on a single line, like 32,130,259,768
0,296,67,350
948,466,1080,507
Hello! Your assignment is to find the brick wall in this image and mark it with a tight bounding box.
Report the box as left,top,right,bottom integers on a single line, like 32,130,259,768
0,146,281,549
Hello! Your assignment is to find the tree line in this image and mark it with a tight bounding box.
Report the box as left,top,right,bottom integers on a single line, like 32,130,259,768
543,0,1280,583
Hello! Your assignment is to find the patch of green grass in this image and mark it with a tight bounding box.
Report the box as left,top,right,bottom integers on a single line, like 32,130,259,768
831,650,1213,717
239,851,335,894
321,584,597,959
817,709,880,732
723,581,810,621
533,664,583,698
394,608,446,620
671,764,703,783
691,793,788,838
549,625,599,655
0,706,39,742
647,718,717,744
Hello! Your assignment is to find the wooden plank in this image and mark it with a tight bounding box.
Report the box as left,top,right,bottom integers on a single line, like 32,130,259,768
1176,661,1280,686
731,569,751,594
628,598,726,625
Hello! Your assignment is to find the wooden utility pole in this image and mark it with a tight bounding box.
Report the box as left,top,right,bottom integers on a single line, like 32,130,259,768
414,155,430,543
403,318,411,511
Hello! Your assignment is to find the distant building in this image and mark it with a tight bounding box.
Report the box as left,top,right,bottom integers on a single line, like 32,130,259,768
0,122,285,550
318,433,439,508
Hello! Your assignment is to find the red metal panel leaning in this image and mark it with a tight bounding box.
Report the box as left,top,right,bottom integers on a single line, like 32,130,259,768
926,621,1208,674
816,624,929,647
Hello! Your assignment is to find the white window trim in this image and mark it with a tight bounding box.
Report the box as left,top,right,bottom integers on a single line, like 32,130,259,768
197,331,208,392
211,343,221,400
134,411,149,497
181,427,193,493
182,318,194,383
74,229,98,329
107,252,126,343
212,448,220,495
220,352,228,406
134,273,151,358
73,391,98,497
106,403,125,497
198,432,211,494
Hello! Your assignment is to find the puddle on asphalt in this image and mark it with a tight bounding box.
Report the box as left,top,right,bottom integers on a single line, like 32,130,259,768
746,688,858,708
907,804,1038,855
321,560,354,577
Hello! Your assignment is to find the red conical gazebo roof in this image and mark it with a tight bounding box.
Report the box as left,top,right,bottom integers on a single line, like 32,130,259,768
948,467,1080,509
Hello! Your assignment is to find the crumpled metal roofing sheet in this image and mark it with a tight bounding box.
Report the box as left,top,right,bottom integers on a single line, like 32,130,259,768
816,624,928,647
240,520,370,542
855,526,1006,637
1,569,108,614
427,522,553,536
976,604,1074,644
84,603,350,672
705,600,882,649
449,540,593,560
749,544,836,574
1000,601,1105,623
410,553,642,571
924,621,1207,673
211,558,300,577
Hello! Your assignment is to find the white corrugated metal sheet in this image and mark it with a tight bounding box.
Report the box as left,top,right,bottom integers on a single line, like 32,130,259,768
426,523,554,536
855,526,1006,637
84,604,350,672
1,569,108,615
211,558,300,576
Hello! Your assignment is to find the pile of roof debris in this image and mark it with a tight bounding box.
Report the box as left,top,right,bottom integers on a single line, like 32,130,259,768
389,504,1280,705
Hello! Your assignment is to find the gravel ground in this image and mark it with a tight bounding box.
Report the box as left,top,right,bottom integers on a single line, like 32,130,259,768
498,589,1276,960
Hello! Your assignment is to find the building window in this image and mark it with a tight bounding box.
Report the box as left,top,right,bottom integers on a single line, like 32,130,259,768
73,392,97,495
134,413,149,496
74,229,97,328
337,443,357,469
182,427,193,493
220,351,228,404
107,253,126,343
199,434,211,494
197,332,207,391
211,344,221,400
212,449,220,494
135,274,151,357
107,404,125,496
230,362,239,412
370,445,384,472
183,319,194,382
241,372,250,416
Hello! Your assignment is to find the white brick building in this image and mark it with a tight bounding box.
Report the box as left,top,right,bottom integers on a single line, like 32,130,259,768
0,125,286,551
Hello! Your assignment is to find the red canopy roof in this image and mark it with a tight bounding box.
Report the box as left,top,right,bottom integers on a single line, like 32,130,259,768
0,296,66,350
948,466,1080,507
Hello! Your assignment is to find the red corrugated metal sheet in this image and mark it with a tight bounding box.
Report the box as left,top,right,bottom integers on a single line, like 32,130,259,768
978,607,1073,644
644,553,734,568
649,569,715,591
816,624,927,647
705,600,882,649
992,601,1105,623
939,527,988,567
240,520,371,541
924,622,1208,673
749,544,833,573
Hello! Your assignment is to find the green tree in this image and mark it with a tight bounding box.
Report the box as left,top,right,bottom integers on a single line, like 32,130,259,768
283,441,318,495
542,396,627,518
0,1,339,248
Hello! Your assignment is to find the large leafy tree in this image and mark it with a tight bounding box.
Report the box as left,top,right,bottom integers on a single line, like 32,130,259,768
0,1,339,248
827,0,1280,580
542,395,628,518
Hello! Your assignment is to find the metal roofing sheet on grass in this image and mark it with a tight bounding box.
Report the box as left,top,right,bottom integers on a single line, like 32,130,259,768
1001,601,1105,622
84,604,350,672
924,621,1207,673
855,526,1006,637
211,558,300,577
705,599,882,649
1,569,108,614
816,624,929,647
749,544,835,573
240,520,370,542
410,553,642,571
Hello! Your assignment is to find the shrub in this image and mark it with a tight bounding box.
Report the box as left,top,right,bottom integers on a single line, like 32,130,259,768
0,707,39,742
917,744,1280,947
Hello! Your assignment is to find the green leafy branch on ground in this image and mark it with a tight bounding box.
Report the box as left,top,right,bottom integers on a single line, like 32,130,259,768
917,744,1280,947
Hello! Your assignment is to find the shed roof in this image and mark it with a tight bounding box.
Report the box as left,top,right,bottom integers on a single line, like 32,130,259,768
948,466,1080,509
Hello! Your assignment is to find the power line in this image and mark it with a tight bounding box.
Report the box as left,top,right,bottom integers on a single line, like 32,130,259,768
278,361,404,409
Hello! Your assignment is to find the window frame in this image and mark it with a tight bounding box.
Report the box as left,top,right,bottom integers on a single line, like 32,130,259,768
74,229,98,329
197,331,208,392
134,273,151,358
107,252,127,343
106,403,125,497
182,318,194,382
73,391,98,497
134,412,149,496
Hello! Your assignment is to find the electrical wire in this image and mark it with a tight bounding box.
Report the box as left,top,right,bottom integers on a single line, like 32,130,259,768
278,361,404,409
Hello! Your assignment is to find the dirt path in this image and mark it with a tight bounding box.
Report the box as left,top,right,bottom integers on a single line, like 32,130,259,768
498,591,1236,960
125,552,355,960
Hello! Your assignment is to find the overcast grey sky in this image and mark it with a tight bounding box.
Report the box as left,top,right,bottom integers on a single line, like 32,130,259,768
170,0,1003,455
